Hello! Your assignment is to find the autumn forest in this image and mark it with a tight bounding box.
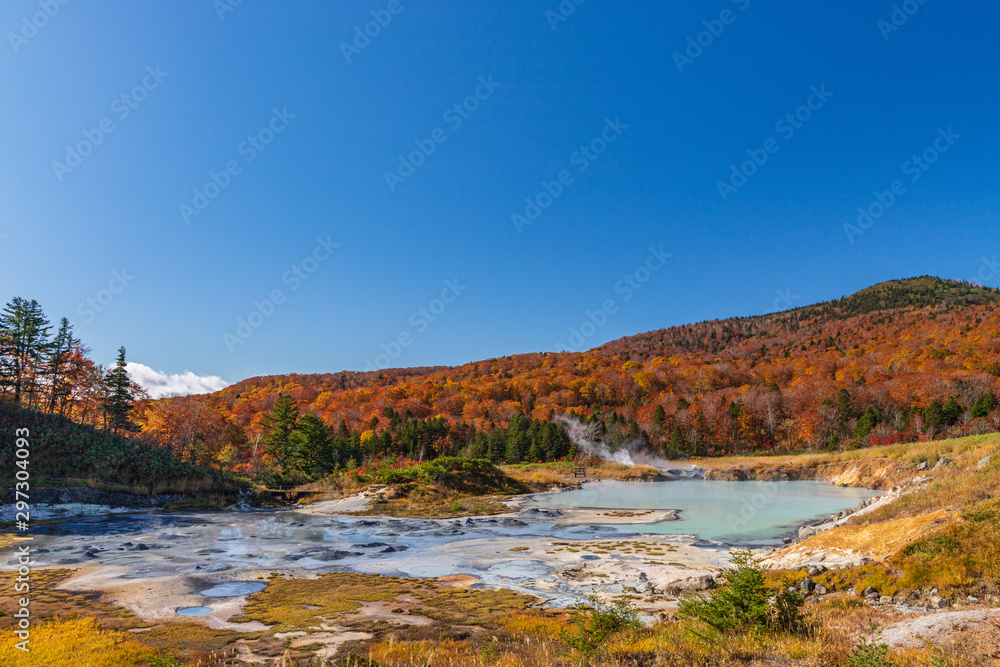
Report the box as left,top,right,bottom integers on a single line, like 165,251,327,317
4,276,1000,485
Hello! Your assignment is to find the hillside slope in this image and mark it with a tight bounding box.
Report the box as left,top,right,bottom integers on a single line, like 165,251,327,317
143,277,1000,468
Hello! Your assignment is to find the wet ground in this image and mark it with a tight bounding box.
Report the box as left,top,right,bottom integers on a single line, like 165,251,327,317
2,480,881,626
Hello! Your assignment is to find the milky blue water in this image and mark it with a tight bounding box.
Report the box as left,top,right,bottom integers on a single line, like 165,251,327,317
198,582,266,597
526,479,881,545
176,606,213,616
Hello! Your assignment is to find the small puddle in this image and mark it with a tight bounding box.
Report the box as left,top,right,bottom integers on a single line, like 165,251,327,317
176,607,213,616
198,582,266,597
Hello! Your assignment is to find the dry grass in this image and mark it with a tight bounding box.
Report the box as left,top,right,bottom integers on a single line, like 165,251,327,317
503,460,663,490
357,493,512,518
235,572,539,633
0,617,155,667
788,509,953,561
0,569,148,631
705,433,997,469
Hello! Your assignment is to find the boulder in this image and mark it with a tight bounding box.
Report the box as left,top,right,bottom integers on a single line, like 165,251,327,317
815,585,828,596
933,457,952,470
977,455,993,471
916,461,928,471
930,595,948,610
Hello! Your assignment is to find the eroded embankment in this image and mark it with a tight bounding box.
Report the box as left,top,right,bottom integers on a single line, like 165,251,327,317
709,438,1000,613
704,456,914,489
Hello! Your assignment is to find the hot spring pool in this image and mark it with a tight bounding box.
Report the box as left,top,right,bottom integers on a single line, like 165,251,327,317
526,479,881,544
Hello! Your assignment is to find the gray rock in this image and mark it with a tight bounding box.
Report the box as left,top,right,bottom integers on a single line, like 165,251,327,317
798,525,819,540
930,595,947,609
814,585,828,596
879,595,893,605
916,461,928,471
799,578,815,593
695,575,716,590
977,455,993,471
933,457,952,470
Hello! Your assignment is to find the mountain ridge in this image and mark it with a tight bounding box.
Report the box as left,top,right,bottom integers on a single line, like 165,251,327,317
138,276,1000,470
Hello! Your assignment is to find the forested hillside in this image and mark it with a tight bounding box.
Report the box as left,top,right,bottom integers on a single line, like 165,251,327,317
136,277,1000,479
0,298,227,492
5,277,1000,483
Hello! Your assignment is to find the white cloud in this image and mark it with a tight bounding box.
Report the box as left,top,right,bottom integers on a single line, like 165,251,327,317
126,362,230,399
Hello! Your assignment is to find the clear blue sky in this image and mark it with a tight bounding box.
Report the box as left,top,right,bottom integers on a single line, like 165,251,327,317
2,1,998,387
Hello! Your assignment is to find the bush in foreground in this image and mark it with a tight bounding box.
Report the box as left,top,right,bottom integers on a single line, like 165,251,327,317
679,549,806,635
560,595,642,665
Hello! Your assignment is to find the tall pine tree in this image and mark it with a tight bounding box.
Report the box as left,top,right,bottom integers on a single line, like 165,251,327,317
47,318,78,414
0,297,52,407
261,394,301,474
104,346,134,434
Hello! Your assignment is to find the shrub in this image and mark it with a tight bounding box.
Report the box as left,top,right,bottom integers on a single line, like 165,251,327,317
847,626,894,667
679,550,805,634
561,595,641,665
